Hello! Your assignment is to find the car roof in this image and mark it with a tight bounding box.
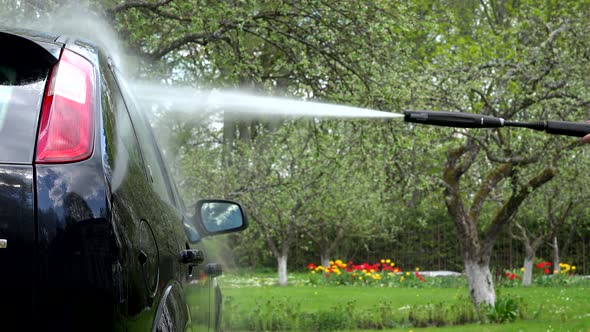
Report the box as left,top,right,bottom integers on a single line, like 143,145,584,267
0,26,61,44
0,26,101,59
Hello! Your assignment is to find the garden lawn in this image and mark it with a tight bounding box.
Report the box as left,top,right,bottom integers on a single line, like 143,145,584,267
208,273,590,331
221,286,466,314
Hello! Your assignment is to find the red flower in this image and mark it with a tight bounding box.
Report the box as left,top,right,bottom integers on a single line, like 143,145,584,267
544,268,550,274
505,272,521,280
382,265,394,272
536,261,552,269
414,271,427,282
307,263,317,270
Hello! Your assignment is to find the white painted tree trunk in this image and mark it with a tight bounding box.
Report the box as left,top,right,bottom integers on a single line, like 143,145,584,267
464,259,496,308
277,255,288,286
552,236,560,274
522,256,533,286
321,254,330,269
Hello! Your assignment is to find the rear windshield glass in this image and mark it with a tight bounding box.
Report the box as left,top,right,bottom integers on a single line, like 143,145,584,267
0,47,51,163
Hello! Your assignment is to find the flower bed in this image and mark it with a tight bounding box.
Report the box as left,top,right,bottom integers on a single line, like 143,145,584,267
498,260,579,287
307,259,433,287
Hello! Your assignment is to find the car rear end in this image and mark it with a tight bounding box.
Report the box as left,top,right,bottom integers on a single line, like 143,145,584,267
0,30,60,322
0,30,109,327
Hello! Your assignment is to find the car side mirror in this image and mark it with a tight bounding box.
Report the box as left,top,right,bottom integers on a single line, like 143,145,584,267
193,199,248,235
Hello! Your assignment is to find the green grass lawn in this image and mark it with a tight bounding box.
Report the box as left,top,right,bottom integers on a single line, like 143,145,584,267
206,272,590,331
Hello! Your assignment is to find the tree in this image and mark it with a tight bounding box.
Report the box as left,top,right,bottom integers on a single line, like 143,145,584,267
229,121,337,285
407,0,590,309
510,193,575,285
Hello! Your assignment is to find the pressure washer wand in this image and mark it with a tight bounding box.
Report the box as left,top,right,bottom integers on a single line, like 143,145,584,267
404,110,590,138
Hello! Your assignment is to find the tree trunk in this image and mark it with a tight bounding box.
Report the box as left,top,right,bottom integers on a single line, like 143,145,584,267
319,226,344,268
464,258,495,309
320,253,330,269
522,252,534,286
552,236,560,274
277,255,288,286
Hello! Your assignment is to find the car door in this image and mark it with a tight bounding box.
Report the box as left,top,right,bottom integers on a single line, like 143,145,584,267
100,62,170,329
125,102,215,332
112,72,206,331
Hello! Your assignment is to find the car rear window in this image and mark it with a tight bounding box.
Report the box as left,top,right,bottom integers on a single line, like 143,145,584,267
0,35,56,164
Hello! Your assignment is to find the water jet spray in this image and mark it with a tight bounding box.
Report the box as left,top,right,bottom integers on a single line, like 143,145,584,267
404,110,590,138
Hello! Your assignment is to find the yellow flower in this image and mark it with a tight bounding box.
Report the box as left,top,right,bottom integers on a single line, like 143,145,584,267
386,259,391,263
553,270,558,274
373,274,382,280
406,272,410,276
358,276,363,280
400,276,405,282
390,263,395,267
381,259,385,264
329,260,334,265
311,271,316,274
335,259,343,265
572,266,576,271
415,267,420,272
370,269,375,273
362,269,367,273
520,267,525,272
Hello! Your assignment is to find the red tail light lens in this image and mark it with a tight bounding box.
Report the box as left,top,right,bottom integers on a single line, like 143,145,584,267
36,49,95,163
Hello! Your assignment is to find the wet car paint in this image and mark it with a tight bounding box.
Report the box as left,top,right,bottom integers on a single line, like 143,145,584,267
0,165,36,321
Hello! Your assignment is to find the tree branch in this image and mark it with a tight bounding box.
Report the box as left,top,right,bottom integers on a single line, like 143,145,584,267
509,221,528,243
107,0,173,15
482,166,557,255
469,163,513,221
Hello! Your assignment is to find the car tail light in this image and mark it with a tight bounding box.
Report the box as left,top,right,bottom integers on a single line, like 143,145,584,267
36,49,95,163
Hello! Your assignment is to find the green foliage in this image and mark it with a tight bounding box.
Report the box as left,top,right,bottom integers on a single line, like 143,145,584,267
534,275,590,288
309,307,355,331
485,295,525,324
218,288,512,330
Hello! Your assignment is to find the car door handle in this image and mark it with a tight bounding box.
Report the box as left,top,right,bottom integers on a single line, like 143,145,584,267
179,249,204,266
205,263,223,277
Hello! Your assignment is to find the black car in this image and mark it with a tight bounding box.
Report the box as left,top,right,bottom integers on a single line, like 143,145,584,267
0,28,246,331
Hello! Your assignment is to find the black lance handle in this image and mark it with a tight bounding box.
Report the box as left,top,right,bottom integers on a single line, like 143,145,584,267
545,121,590,137
404,110,590,138
404,110,504,128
